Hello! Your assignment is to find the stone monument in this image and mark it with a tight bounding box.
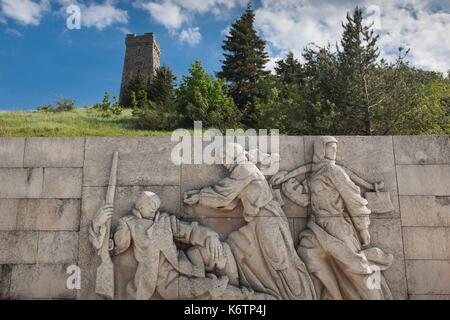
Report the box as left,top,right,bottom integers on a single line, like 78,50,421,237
119,33,161,105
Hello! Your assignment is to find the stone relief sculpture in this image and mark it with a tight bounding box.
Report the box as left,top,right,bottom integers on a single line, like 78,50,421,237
184,143,317,300
270,136,394,300
89,152,274,300
88,137,395,300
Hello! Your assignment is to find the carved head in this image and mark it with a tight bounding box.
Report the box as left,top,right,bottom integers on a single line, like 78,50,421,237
219,143,247,168
134,191,161,219
313,136,338,163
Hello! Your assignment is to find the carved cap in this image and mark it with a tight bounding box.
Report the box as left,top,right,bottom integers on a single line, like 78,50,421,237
313,136,338,164
135,191,161,211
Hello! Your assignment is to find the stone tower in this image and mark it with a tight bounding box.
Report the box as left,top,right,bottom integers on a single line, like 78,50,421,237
119,33,161,104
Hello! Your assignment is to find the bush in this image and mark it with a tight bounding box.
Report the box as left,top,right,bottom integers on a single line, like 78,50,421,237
36,97,76,113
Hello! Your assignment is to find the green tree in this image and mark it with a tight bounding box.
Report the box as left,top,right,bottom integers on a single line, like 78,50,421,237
336,6,381,135
148,66,176,107
275,51,304,85
218,3,269,127
177,59,241,131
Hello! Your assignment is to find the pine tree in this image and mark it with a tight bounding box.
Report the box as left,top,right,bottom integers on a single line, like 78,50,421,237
148,66,176,107
218,3,269,127
336,6,381,135
275,51,304,85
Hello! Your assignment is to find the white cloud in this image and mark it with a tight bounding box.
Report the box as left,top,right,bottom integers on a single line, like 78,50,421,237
135,0,245,30
135,1,187,30
0,0,49,26
5,28,24,37
81,1,128,30
254,0,450,73
179,26,202,45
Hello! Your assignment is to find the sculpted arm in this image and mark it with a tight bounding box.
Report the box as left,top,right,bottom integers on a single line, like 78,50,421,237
112,218,132,256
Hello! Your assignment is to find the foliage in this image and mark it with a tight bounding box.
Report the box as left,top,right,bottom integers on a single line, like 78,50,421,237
176,59,241,131
218,3,269,127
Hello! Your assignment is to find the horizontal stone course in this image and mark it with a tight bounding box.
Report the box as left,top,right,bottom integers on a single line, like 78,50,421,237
37,232,79,264
83,138,180,187
394,136,450,165
42,168,82,199
9,264,76,299
400,196,450,227
0,231,38,264
397,165,450,196
403,227,450,260
0,138,25,168
24,138,85,168
406,260,450,294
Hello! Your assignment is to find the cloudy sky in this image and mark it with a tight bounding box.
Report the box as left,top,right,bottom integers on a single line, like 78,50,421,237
0,0,449,109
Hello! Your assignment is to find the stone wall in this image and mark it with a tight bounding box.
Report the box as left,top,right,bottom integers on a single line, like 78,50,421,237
0,136,448,300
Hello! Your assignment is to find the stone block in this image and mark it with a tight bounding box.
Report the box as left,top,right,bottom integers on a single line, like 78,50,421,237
42,168,82,199
400,196,450,227
278,136,306,171
393,136,450,165
369,218,408,299
83,138,180,187
0,199,19,231
0,265,12,299
305,136,399,217
16,199,80,231
0,168,43,198
397,165,450,196
403,227,450,260
406,260,450,294
410,294,450,300
0,231,38,264
24,138,85,168
9,264,76,299
80,185,180,228
0,138,25,167
38,232,79,264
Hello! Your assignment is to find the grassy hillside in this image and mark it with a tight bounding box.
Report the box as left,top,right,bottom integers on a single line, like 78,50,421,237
0,109,173,137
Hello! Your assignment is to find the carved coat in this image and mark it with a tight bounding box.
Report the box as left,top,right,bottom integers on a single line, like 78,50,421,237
90,211,216,300
283,156,393,300
197,160,316,300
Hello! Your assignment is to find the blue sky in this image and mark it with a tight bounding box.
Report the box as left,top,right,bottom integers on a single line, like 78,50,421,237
0,0,449,110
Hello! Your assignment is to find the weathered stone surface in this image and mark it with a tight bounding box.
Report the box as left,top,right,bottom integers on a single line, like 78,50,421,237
81,185,180,228
369,218,408,300
0,231,38,264
403,227,450,260
406,260,450,294
16,199,80,231
84,138,180,187
278,136,306,171
9,264,76,299
24,138,85,168
0,138,25,168
0,168,43,198
0,200,19,231
38,232,79,264
397,165,450,196
42,168,82,199
305,136,399,217
394,136,450,165
400,196,450,227
0,265,12,299
410,294,450,300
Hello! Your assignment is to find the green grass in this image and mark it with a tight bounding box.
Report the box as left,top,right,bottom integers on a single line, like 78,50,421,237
0,108,173,137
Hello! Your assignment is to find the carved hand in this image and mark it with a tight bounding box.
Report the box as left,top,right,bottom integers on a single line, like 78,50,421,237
359,229,371,247
93,204,114,228
374,180,385,191
270,171,288,185
206,236,223,262
184,191,200,205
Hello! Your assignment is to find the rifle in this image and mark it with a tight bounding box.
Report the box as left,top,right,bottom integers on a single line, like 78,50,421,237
95,151,119,300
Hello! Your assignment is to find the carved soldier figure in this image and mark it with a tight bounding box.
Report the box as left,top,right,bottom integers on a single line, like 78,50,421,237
90,191,272,300
184,143,317,300
271,136,394,300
